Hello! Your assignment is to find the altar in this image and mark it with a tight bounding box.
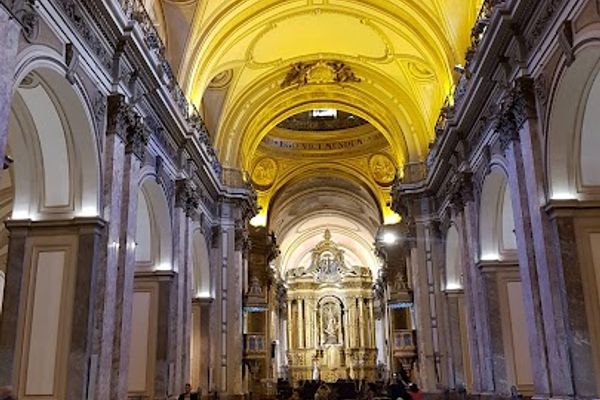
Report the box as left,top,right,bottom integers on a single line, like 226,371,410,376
285,230,378,383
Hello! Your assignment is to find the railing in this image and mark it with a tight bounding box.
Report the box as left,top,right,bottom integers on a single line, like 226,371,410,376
393,330,416,352
424,0,508,180
118,0,223,177
244,333,266,353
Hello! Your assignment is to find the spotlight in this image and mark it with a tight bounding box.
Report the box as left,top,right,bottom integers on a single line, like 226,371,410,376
382,232,396,245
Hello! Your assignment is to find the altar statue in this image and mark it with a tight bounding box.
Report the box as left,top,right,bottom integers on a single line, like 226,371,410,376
323,306,339,345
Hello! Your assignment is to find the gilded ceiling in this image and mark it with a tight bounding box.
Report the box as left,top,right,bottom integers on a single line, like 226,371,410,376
160,0,483,228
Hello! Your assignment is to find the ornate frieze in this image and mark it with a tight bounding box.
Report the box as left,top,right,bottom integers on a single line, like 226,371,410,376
526,0,566,52
56,0,112,69
281,60,361,88
2,0,39,42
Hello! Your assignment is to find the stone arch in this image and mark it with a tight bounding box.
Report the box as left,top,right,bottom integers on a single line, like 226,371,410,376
477,167,533,394
0,58,101,315
479,168,517,261
445,224,462,290
546,42,600,388
547,43,600,199
8,63,101,220
191,228,211,298
135,174,173,271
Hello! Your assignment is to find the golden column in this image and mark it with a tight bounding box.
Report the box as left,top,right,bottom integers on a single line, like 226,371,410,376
306,298,314,348
298,299,305,348
359,298,366,347
368,298,375,347
287,300,293,348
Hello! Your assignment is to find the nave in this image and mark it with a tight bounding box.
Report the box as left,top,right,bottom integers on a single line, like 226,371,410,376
0,0,599,399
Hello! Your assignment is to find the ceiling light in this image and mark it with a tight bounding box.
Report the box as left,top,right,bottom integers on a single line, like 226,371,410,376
311,109,337,118
382,232,396,245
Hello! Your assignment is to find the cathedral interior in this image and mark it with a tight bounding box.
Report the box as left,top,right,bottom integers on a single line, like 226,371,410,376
0,0,600,399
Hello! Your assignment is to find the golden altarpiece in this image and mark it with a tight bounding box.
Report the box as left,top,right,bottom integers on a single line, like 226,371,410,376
285,230,377,382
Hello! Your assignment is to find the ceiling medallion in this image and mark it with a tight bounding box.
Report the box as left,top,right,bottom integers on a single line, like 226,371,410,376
369,154,396,186
251,157,278,189
281,60,361,88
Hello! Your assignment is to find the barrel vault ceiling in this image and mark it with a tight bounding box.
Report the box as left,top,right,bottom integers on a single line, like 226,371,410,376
156,0,482,227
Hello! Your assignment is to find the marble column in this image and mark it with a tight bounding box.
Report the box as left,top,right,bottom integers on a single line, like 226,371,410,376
504,127,551,397
0,218,104,399
89,94,147,400
0,8,20,176
545,206,598,397
210,201,248,399
110,101,146,400
173,179,197,393
511,78,575,397
458,199,495,394
408,211,443,392
480,267,509,394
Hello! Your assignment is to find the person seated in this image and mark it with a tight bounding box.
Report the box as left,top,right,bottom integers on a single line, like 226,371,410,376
178,383,199,400
0,386,15,400
408,384,422,400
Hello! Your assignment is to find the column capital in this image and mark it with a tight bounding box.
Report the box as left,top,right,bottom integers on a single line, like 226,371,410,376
175,178,200,218
447,171,474,212
106,94,148,160
234,225,250,253
494,77,536,152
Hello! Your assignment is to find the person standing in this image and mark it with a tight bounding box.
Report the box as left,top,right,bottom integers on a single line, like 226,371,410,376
178,383,199,400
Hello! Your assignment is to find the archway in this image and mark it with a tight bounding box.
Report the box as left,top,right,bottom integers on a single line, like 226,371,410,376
478,168,533,395
443,223,472,391
134,176,174,271
128,175,174,398
445,225,463,290
1,63,101,399
190,228,212,391
546,44,600,384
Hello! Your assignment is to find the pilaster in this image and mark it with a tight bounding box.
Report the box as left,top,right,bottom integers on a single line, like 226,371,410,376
91,94,147,400
0,217,105,399
0,4,23,177
211,198,253,399
502,91,551,397
173,178,198,392
403,195,443,392
510,77,574,397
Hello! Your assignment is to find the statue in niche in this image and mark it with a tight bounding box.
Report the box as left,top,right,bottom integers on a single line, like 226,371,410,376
247,275,263,296
322,303,340,345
